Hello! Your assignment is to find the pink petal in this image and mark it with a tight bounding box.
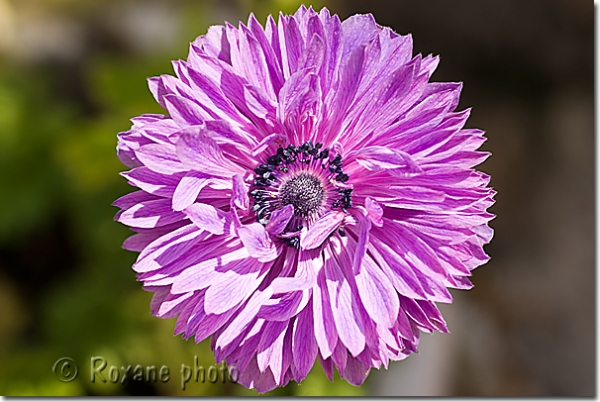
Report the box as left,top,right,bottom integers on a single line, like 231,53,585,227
349,145,421,175
252,133,286,156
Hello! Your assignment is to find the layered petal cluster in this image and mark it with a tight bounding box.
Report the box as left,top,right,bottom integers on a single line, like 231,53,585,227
115,6,495,392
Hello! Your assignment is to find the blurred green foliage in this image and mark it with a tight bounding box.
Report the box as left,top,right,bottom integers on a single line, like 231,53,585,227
0,0,364,396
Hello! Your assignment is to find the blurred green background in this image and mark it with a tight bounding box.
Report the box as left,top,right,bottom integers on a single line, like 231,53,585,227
0,0,593,396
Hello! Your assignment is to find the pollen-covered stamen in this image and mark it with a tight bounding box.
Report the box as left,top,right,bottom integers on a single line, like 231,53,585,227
279,173,325,217
249,140,354,248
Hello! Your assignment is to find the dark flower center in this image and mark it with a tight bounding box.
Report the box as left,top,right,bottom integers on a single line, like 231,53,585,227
279,173,325,217
249,141,353,248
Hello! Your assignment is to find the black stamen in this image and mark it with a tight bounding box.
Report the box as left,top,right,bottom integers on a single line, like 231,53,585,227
249,142,354,231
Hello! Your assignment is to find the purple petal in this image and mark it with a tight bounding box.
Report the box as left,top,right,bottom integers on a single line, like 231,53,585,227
184,203,230,235
152,291,194,318
256,320,289,381
216,289,274,349
321,44,364,144
117,198,185,229
280,15,304,77
313,270,338,358
365,197,383,227
265,204,294,235
324,247,365,357
236,355,278,393
188,305,238,344
318,354,334,382
113,190,158,209
343,355,369,386
301,211,345,250
133,224,204,273
299,33,325,72
277,69,321,143
340,13,378,59
135,143,186,175
292,303,318,381
258,291,306,321
147,76,168,109
331,340,348,373
123,232,164,252
248,14,285,93
238,222,279,262
349,145,421,175
175,126,243,177
121,167,180,198
352,212,370,274
172,171,211,211
368,236,428,300
163,93,208,126
232,174,249,212
171,246,250,294
270,248,321,293
204,259,267,315
355,251,400,329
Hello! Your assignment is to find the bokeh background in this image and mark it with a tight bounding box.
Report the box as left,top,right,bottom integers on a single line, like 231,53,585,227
0,0,593,396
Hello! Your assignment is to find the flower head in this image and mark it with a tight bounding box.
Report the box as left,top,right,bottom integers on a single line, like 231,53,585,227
115,5,495,392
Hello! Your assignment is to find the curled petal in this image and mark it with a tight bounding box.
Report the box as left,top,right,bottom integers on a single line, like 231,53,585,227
349,145,422,175
172,171,211,211
301,211,345,250
176,126,243,177
265,204,294,235
232,174,250,213
184,203,230,235
238,222,279,262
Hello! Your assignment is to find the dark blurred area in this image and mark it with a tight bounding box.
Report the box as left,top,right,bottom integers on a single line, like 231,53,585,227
0,0,593,396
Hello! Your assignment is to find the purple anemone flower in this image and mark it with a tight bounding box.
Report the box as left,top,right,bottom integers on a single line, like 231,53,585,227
114,5,495,392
